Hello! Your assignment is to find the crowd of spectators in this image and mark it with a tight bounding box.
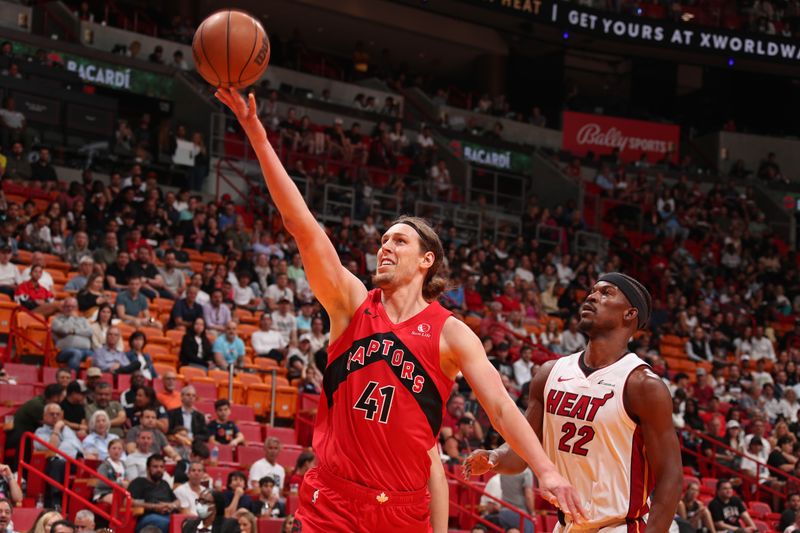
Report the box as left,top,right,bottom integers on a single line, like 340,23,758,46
4,371,304,531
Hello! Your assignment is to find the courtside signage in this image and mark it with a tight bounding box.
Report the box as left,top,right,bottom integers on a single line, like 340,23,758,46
562,111,680,163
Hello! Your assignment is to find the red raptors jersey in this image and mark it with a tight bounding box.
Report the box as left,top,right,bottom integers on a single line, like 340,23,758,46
314,289,454,491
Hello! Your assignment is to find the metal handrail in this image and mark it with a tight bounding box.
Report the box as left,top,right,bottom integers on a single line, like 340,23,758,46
679,425,799,502
445,469,540,532
4,305,55,364
19,432,134,528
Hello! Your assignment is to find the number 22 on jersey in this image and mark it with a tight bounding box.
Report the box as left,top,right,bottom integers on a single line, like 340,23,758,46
558,422,596,456
354,381,396,424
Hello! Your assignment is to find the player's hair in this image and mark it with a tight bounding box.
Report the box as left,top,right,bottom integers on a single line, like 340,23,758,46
392,216,446,302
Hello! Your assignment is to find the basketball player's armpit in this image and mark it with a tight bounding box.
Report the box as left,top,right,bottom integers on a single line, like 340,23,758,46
626,369,682,533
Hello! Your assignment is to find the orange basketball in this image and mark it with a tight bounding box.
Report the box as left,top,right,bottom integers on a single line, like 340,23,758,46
192,9,270,89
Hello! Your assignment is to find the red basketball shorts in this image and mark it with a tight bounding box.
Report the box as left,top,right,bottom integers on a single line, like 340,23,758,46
292,466,432,533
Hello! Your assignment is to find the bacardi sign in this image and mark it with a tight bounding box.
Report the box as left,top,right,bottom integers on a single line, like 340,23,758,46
563,111,680,163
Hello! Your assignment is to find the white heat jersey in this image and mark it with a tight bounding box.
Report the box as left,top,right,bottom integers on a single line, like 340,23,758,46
542,352,653,532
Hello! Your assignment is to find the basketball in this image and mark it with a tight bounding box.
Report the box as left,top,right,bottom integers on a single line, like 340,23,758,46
192,9,270,89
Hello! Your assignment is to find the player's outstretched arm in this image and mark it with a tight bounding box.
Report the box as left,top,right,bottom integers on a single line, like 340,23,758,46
625,367,682,533
463,360,557,478
215,89,366,322
427,445,448,533
442,319,585,522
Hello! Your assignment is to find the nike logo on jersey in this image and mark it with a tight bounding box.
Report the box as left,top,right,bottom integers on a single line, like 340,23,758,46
557,377,574,382
597,380,615,387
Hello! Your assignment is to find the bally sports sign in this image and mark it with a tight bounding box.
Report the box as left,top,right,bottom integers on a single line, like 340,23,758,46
562,111,680,164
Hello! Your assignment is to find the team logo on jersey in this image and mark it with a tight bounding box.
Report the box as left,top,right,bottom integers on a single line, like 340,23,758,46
311,489,319,503
546,389,614,422
412,323,432,338
376,492,389,504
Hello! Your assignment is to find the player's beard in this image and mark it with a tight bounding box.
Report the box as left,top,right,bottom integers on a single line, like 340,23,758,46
372,270,394,289
578,317,594,335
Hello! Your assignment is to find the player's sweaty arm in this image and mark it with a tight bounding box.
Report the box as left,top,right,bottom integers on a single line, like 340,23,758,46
215,89,366,323
427,445,448,533
466,360,557,477
441,320,585,522
625,367,682,533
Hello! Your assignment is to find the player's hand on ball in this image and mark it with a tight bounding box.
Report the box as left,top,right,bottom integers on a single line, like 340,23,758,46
462,449,498,478
214,88,266,142
538,469,587,525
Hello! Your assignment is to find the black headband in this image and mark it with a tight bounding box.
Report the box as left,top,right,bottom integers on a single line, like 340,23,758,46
597,272,651,329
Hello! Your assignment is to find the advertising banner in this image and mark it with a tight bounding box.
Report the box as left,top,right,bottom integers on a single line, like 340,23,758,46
10,40,174,99
562,111,680,163
463,0,800,65
450,139,532,174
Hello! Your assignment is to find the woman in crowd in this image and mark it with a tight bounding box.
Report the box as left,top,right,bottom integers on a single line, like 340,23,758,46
125,331,157,380
180,317,214,369
539,319,562,353
234,509,257,533
676,482,716,533
26,510,63,533
124,385,167,432
90,303,123,350
77,273,111,318
83,410,116,461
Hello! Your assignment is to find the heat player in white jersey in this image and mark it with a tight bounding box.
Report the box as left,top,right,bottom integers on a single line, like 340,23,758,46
465,273,682,532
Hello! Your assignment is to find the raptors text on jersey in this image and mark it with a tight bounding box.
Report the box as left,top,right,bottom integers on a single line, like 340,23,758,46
314,289,454,491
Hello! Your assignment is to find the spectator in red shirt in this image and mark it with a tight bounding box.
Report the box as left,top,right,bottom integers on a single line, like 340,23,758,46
14,264,59,317
440,393,467,438
495,280,522,313
464,275,484,316
286,451,316,492
692,368,715,405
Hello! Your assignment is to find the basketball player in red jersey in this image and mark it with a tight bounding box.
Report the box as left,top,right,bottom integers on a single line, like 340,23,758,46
466,273,682,532
215,88,585,533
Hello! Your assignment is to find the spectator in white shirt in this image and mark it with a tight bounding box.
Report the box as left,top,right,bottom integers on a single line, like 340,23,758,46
251,314,287,362
307,317,329,355
514,256,534,285
749,326,776,361
248,437,285,497
752,358,775,390
232,271,261,312
781,389,800,424
174,461,206,516
740,437,770,484
0,244,20,299
555,255,574,286
271,299,297,347
512,346,535,388
265,274,293,310
21,251,55,290
560,318,587,354
744,419,771,460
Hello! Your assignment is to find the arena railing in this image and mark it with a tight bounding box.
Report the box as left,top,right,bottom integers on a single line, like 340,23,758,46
679,426,798,504
445,469,541,532
4,306,55,366
19,432,134,529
